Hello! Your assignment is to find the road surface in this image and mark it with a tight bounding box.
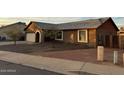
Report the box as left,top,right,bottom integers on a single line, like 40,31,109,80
0,60,62,75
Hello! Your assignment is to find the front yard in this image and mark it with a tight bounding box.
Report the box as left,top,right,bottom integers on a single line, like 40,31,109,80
0,42,123,66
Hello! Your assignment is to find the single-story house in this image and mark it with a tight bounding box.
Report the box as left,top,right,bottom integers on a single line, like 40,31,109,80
25,17,119,48
117,27,124,49
0,22,26,41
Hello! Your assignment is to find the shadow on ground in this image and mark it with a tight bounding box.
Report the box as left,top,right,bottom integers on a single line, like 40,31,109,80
70,71,97,75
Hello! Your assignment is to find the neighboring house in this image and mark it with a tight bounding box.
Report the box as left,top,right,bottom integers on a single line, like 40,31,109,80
117,27,124,49
0,22,26,41
25,17,119,48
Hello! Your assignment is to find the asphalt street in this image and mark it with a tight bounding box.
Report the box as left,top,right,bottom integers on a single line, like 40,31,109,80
0,60,62,75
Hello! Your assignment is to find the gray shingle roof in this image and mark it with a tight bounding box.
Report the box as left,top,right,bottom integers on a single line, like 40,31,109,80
56,17,109,30
32,17,110,30
34,22,57,30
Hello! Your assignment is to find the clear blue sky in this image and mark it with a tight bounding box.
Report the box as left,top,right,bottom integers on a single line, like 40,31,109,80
0,17,124,27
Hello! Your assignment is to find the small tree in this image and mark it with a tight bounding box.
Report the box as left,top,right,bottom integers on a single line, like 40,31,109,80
5,27,22,45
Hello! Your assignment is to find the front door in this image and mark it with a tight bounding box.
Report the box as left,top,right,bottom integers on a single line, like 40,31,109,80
35,32,40,43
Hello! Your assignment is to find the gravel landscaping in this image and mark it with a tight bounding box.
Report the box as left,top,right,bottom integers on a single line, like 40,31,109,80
0,42,123,66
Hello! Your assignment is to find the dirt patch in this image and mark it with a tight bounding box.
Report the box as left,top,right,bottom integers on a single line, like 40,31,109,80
0,42,124,67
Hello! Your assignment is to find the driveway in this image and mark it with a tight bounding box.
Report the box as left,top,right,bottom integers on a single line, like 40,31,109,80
41,48,124,66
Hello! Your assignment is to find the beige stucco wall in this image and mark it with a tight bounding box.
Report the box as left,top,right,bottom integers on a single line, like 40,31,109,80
63,30,77,43
119,35,124,49
63,29,96,47
26,33,36,42
88,29,97,47
118,32,124,49
26,29,42,43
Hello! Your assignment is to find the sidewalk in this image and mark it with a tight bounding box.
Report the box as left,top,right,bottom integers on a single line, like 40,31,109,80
0,41,27,46
0,50,124,75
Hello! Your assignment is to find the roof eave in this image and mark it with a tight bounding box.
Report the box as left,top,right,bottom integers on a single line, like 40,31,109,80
24,21,33,31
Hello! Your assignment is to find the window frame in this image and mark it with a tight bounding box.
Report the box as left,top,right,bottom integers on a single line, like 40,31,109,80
55,31,63,41
77,30,88,43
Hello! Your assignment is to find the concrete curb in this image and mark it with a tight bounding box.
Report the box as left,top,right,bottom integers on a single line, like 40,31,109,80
1,50,124,75
21,63,76,75
80,62,124,75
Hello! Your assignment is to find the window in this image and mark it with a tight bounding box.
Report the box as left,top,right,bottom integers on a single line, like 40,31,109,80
78,30,88,42
55,31,63,40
